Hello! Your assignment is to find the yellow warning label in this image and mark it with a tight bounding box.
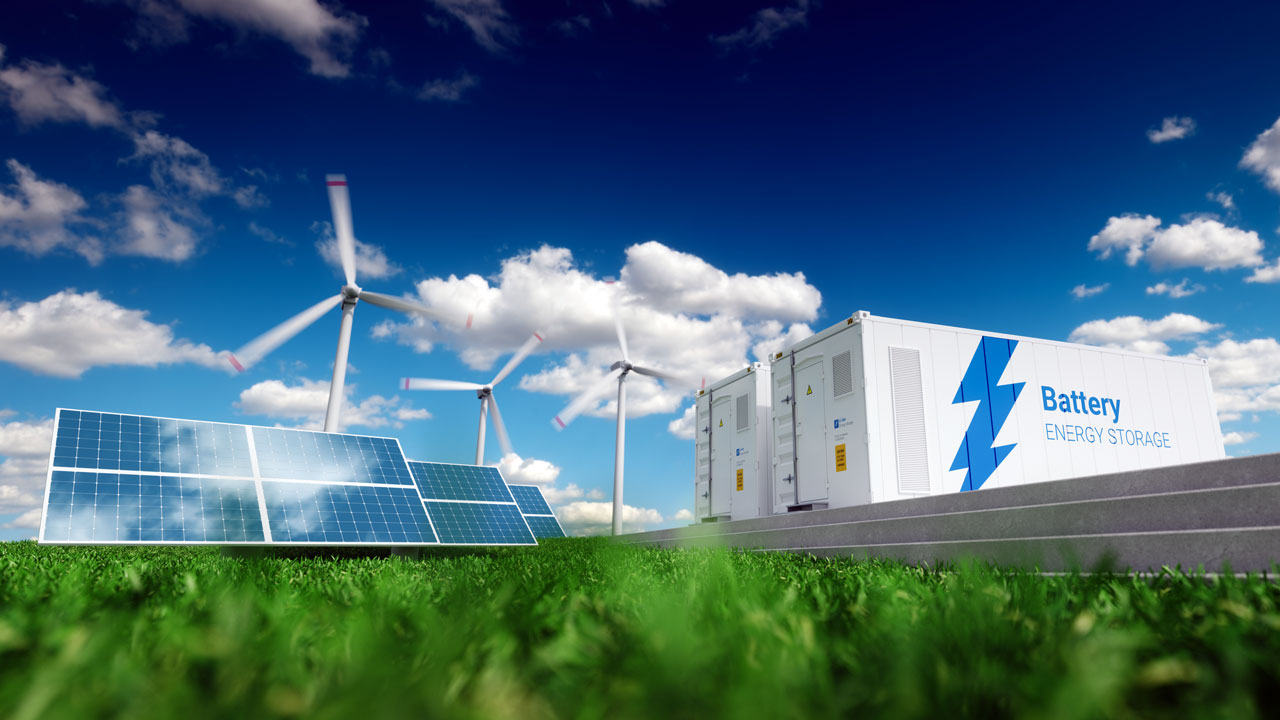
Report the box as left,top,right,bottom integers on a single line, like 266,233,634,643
736,469,744,491
835,444,847,472
806,385,813,395
719,419,723,427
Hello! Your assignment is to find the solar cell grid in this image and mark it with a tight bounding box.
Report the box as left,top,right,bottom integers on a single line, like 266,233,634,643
407,462,514,503
263,482,436,544
253,427,415,485
523,514,566,539
424,501,536,545
53,411,252,476
507,484,554,516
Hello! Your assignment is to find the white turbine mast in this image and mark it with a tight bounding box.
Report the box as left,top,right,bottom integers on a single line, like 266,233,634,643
228,174,453,432
551,316,688,536
402,330,545,465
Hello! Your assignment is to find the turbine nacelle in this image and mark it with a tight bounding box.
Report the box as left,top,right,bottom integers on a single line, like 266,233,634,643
341,284,362,301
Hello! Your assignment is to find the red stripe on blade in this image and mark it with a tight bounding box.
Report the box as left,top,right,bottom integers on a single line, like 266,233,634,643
554,416,565,428
404,378,410,390
228,355,245,372
465,313,473,329
326,180,347,186
534,332,543,342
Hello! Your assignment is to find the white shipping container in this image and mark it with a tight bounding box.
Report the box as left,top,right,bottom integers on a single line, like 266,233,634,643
763,311,1225,515
695,363,773,521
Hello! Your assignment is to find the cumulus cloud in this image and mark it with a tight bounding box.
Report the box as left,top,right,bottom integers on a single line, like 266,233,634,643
3,508,41,530
130,130,230,197
128,0,366,78
492,452,560,486
0,56,127,128
118,185,201,261
668,404,697,439
0,417,53,520
1068,313,1220,355
1191,338,1280,424
375,243,821,422
0,290,227,378
1146,279,1205,298
1069,283,1109,299
555,501,663,536
1089,215,1263,271
0,159,104,263
313,220,401,280
417,71,479,102
1147,116,1195,144
1207,191,1235,212
673,508,694,522
235,376,428,431
1241,116,1280,193
427,0,518,54
1223,431,1257,446
711,0,810,51
1247,259,1280,284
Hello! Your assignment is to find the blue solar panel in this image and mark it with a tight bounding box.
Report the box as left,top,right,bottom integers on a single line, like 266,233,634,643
407,462,514,503
262,482,435,544
41,409,439,546
53,410,252,475
42,470,264,543
253,427,415,485
424,501,536,545
507,484,554,515
523,514,566,539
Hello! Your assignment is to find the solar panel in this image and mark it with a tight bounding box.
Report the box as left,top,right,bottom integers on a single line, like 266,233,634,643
506,483,566,539
407,461,537,546
40,409,437,546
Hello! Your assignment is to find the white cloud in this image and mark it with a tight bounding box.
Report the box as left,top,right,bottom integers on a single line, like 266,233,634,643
1147,116,1195,144
673,508,694,522
1146,279,1205,298
668,404,697,439
1223,431,1257,446
428,0,518,54
1241,116,1280,193
555,501,663,536
248,220,290,245
1207,191,1235,212
1089,215,1263,271
129,130,229,197
0,417,53,520
313,220,401,279
0,159,104,263
1070,283,1109,299
375,243,820,422
1246,258,1280,284
1087,214,1161,266
1190,337,1280,389
235,377,427,431
0,290,226,378
132,0,366,78
3,508,42,530
118,185,200,261
1068,313,1219,355
417,71,478,102
0,57,126,128
492,452,560,486
750,320,812,363
711,0,810,51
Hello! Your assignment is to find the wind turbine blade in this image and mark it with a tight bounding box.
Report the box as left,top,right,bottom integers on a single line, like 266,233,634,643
326,174,356,287
401,378,485,391
614,315,630,362
551,368,623,431
487,394,514,457
490,330,545,387
228,294,343,371
359,290,447,322
629,364,696,386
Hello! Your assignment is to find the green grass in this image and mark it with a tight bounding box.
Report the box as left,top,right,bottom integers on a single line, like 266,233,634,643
1,539,1279,719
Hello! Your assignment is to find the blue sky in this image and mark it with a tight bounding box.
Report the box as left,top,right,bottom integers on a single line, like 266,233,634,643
3,0,1280,539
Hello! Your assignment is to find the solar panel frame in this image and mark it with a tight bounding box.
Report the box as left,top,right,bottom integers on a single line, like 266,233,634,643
505,483,566,539
406,460,538,546
39,408,441,547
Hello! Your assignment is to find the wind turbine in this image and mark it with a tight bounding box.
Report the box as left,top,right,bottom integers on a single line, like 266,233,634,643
228,174,451,432
401,330,545,465
551,318,687,535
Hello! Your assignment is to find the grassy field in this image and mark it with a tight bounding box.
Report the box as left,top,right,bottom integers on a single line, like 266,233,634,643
1,539,1278,719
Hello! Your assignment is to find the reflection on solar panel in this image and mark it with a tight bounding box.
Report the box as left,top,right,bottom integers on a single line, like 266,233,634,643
507,483,565,539
40,409,437,546
407,461,537,546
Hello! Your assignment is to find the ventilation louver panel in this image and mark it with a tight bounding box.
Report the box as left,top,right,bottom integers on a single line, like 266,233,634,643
889,347,930,494
832,350,854,397
735,394,750,431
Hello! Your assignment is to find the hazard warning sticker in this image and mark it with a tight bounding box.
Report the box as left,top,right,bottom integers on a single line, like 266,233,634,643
806,385,813,396
835,443,847,472
736,468,744,491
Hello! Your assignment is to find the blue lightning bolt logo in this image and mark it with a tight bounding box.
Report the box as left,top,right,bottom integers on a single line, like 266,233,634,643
950,336,1024,492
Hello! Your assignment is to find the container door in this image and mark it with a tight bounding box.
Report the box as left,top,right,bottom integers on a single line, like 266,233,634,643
794,359,828,504
694,397,711,518
710,395,733,515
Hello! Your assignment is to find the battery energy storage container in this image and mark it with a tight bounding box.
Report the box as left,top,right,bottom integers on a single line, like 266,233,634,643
764,311,1225,516
695,363,773,521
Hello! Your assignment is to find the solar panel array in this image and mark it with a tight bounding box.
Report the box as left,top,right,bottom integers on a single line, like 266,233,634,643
41,409,437,546
407,462,537,545
507,484,566,538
